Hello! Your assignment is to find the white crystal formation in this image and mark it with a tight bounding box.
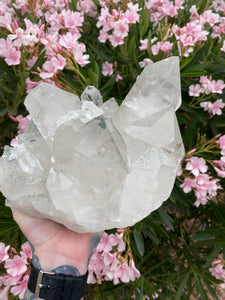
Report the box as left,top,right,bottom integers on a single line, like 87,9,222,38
0,57,184,233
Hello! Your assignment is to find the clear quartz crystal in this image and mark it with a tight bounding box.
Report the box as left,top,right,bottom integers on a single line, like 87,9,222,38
0,57,184,233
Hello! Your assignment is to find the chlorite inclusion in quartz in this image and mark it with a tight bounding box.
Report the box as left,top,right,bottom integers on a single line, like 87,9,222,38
0,57,184,233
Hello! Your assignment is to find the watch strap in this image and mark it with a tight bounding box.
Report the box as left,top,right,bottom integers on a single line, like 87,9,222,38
28,263,88,300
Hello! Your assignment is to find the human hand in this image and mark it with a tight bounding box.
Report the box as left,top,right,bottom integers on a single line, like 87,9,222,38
12,210,102,275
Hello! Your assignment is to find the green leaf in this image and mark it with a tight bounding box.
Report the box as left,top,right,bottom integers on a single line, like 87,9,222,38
141,8,150,39
203,280,219,300
30,50,46,71
210,202,225,225
133,228,145,256
58,75,83,95
92,0,100,6
194,275,208,300
204,245,221,268
71,0,78,10
0,59,17,80
135,221,142,234
0,81,15,94
213,54,225,67
172,34,179,57
175,272,190,300
147,30,152,56
100,73,117,97
0,108,9,116
181,69,207,77
0,224,18,236
128,36,136,59
157,208,174,231
180,56,193,71
191,231,217,242
142,225,161,245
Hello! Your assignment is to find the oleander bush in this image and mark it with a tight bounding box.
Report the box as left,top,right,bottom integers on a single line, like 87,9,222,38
0,0,225,299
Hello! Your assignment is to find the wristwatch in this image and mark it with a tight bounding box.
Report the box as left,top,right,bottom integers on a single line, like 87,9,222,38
28,263,88,300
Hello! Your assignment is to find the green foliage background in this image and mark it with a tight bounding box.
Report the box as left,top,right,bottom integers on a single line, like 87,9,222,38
0,0,225,299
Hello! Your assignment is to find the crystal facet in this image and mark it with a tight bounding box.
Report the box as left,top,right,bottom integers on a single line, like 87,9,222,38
0,57,184,233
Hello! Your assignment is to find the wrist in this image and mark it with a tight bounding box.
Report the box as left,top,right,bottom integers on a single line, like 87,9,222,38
32,252,87,275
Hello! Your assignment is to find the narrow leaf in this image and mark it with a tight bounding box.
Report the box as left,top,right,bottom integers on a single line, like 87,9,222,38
175,273,190,300
133,228,145,256
158,208,174,231
71,0,78,10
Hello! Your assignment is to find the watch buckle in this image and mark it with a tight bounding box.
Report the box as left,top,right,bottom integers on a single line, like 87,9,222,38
35,269,55,298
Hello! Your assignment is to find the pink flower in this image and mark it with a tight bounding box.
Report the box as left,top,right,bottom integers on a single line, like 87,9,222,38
109,33,124,47
113,20,129,38
200,101,213,113
180,177,196,193
77,0,97,17
5,256,27,277
151,42,161,55
10,136,19,147
98,30,109,43
40,60,56,79
6,274,22,286
160,41,173,53
0,38,12,57
113,263,131,284
26,56,38,70
139,39,148,51
102,61,114,76
9,114,31,134
221,40,225,52
0,12,12,31
21,242,32,260
186,157,208,176
59,32,80,49
0,243,10,263
200,99,225,116
211,99,225,115
63,11,84,28
4,46,21,66
214,167,225,178
210,79,225,94
203,10,220,26
109,233,125,252
53,54,66,71
194,194,208,207
189,84,202,97
180,35,194,47
116,74,123,82
199,76,211,94
97,232,112,252
194,174,221,206
11,274,29,299
129,259,141,281
218,135,225,155
73,50,90,67
175,0,184,9
176,163,183,176
17,115,31,134
103,252,117,266
139,58,153,68
210,264,225,280
125,7,139,24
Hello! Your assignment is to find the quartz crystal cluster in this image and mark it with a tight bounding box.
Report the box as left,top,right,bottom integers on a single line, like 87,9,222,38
0,57,184,233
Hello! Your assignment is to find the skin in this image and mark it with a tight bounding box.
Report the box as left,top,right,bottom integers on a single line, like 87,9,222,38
12,210,102,300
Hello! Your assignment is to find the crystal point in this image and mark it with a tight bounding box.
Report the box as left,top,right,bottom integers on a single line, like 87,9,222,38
0,57,184,232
